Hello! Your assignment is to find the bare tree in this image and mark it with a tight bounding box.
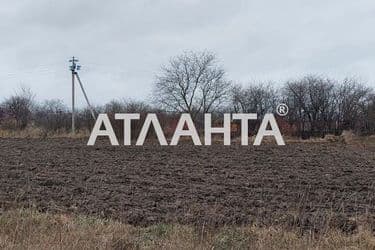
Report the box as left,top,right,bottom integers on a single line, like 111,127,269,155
282,75,373,137
335,78,371,131
231,82,278,115
0,106,5,120
283,75,336,136
3,87,35,129
306,76,336,134
104,99,150,114
104,99,127,114
154,51,231,120
34,99,70,132
283,78,310,136
363,93,375,134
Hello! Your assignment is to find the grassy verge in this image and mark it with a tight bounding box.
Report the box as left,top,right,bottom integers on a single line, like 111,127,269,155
0,209,374,249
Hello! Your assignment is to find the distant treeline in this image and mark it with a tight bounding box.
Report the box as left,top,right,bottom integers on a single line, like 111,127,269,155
1,51,374,138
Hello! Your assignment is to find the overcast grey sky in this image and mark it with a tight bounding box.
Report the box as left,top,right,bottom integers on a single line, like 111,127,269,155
1,0,375,106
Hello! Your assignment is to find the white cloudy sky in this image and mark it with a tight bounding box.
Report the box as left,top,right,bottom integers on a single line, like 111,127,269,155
1,0,375,106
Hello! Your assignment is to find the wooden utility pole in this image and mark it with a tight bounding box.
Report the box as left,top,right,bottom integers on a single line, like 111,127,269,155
69,57,96,134
72,71,75,133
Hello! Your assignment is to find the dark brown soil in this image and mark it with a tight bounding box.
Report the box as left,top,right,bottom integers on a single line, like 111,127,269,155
1,138,374,232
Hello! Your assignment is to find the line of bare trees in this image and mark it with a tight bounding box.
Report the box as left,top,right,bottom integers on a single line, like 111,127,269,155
153,51,375,137
282,76,374,137
0,50,374,138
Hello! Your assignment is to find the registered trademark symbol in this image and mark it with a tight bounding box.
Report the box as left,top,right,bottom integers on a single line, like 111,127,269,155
276,103,289,116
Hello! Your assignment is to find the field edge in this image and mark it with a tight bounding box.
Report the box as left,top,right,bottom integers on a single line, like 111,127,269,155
1,209,375,250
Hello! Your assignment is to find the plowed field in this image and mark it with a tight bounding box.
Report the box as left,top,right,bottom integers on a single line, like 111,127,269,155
1,138,374,232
